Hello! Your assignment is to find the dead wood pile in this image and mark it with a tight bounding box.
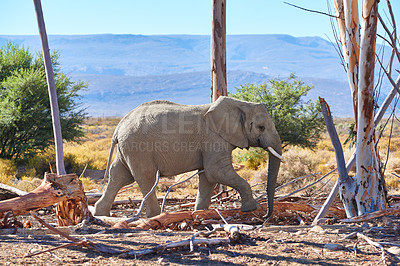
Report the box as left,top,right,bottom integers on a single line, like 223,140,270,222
111,201,346,230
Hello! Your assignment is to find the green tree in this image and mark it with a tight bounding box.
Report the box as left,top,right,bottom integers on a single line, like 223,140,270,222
230,74,324,149
0,42,86,160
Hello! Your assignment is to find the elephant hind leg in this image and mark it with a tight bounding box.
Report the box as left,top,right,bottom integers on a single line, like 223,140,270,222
94,158,134,216
134,169,161,218
194,172,216,210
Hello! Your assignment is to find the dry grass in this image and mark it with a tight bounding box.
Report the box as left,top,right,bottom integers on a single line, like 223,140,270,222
0,118,118,191
80,176,98,191
0,159,16,186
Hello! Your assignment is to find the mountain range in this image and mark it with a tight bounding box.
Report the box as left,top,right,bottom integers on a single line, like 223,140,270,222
0,34,397,117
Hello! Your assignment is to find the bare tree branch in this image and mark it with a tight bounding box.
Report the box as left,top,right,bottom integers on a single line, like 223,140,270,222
284,2,340,19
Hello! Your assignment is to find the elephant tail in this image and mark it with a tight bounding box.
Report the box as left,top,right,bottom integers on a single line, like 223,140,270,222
100,137,118,192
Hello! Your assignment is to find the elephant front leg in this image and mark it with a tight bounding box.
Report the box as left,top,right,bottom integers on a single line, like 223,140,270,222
228,173,260,212
206,159,260,212
195,172,216,210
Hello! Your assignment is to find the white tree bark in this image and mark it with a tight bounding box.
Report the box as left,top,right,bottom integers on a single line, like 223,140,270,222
315,0,388,221
33,0,66,175
211,0,227,102
355,0,385,214
333,0,360,119
343,0,360,119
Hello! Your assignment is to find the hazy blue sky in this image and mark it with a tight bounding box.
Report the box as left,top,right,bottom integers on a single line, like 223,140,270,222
2,1,396,41
2,0,342,39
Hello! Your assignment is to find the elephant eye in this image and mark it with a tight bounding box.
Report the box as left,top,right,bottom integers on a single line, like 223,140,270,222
258,125,265,132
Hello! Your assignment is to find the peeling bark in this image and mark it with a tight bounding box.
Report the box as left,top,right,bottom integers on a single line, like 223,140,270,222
333,0,360,120
211,0,227,102
355,0,386,214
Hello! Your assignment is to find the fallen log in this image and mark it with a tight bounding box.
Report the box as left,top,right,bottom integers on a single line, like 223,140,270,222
132,201,346,230
0,173,90,225
341,204,400,223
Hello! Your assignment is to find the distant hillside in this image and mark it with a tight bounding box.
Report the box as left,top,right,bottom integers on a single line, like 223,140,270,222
0,34,345,78
0,34,395,117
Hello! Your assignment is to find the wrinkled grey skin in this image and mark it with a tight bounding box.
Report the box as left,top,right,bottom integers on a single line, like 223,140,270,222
94,96,282,218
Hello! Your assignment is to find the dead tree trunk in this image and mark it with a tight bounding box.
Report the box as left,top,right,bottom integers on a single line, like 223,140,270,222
314,75,400,222
319,98,357,217
33,0,66,175
355,0,385,214
315,0,387,220
211,0,227,102
33,1,91,224
211,0,228,194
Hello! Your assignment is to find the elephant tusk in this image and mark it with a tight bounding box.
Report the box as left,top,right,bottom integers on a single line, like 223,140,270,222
267,147,284,162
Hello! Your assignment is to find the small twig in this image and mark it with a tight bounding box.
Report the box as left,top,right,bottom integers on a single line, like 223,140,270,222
189,228,218,252
356,232,388,262
125,170,160,223
161,170,204,213
26,241,83,258
30,211,80,242
284,1,340,19
48,161,53,174
375,54,400,95
390,172,400,179
215,209,228,224
123,238,230,257
212,187,234,199
306,174,335,203
275,172,321,192
30,211,122,255
378,13,400,64
78,164,88,179
276,169,337,201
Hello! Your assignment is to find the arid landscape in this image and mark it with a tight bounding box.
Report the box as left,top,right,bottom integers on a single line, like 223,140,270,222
1,117,400,265
1,0,399,264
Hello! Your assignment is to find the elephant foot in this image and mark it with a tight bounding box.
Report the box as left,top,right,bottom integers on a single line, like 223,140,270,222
93,208,111,217
93,202,111,217
145,205,161,218
241,200,261,212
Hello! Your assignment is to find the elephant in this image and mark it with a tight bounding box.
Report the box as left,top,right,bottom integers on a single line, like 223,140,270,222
93,96,283,219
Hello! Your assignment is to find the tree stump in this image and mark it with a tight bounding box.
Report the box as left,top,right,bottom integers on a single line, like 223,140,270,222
0,173,90,226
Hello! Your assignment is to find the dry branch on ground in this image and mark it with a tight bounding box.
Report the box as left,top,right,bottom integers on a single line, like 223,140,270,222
111,201,345,230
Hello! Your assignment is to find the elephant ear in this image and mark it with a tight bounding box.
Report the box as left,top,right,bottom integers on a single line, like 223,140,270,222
204,96,249,148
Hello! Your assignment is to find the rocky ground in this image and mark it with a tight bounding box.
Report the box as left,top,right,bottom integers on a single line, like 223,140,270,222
1,177,400,265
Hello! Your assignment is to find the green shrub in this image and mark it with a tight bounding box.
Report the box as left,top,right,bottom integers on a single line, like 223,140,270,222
230,74,325,149
233,147,268,170
0,41,86,160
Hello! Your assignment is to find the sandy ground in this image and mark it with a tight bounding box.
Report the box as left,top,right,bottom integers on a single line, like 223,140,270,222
1,210,400,265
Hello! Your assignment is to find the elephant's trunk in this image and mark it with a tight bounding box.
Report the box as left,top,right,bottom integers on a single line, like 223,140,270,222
264,143,282,220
